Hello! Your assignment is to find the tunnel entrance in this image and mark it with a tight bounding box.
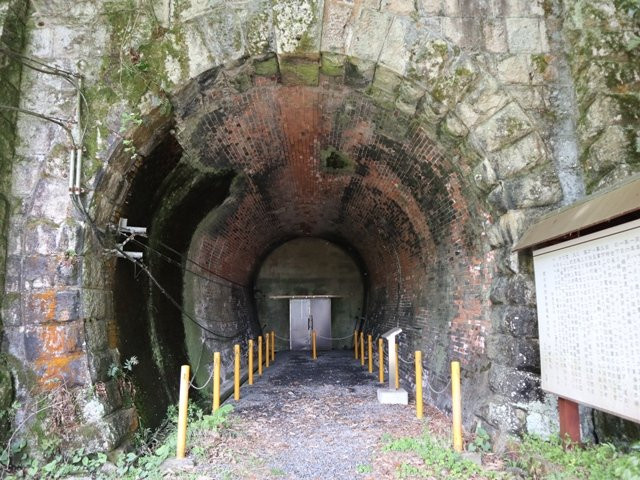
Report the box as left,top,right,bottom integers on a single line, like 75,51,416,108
95,71,496,434
254,238,365,352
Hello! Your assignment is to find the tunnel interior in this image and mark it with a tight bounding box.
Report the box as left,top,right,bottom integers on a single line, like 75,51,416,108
108,72,494,426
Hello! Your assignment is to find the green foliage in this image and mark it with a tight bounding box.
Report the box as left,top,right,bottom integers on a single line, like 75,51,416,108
383,432,502,479
356,463,373,474
514,435,640,479
468,425,492,453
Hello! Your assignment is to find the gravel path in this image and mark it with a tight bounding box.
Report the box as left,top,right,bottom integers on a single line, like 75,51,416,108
195,350,425,479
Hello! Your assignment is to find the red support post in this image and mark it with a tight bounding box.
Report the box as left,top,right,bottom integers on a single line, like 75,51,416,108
558,397,581,448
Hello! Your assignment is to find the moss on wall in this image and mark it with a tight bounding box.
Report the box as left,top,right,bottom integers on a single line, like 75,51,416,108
0,0,29,438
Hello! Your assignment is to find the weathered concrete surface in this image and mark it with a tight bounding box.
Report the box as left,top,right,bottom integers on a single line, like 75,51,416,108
254,238,365,351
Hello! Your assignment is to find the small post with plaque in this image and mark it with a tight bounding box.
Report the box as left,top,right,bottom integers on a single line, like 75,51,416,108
377,328,408,405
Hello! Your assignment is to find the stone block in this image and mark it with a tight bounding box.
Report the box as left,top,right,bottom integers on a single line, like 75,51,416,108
83,318,110,351
23,322,85,361
455,75,510,129
483,18,507,53
55,289,80,322
584,125,630,183
25,290,56,324
505,18,548,54
344,57,376,88
347,8,393,62
278,55,320,85
1,292,21,327
507,85,546,110
55,255,80,286
377,387,409,404
321,1,353,53
417,0,441,15
379,16,416,75
480,400,527,434
487,166,562,211
395,80,426,116
87,348,118,383
273,0,323,55
491,305,538,337
472,158,498,192
489,132,548,179
442,17,483,51
486,209,529,248
489,364,541,403
487,334,540,370
471,102,533,153
490,273,535,306
382,0,416,15
496,54,532,84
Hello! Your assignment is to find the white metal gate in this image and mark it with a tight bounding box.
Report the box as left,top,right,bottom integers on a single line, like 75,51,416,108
289,298,331,350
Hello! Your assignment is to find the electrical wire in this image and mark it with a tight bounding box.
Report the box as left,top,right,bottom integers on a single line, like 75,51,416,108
129,236,248,289
70,197,243,341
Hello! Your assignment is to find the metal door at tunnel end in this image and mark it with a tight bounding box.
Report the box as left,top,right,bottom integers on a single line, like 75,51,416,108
289,298,332,350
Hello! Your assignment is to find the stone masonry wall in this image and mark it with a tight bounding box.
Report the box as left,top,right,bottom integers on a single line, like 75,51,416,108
0,0,637,451
0,0,28,439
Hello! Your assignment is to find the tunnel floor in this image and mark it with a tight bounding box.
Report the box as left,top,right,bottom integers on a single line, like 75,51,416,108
189,350,427,479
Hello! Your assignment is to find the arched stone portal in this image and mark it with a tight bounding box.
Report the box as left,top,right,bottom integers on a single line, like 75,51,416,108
6,0,637,451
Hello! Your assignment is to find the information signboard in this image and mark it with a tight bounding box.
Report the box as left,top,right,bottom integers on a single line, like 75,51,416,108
533,219,640,423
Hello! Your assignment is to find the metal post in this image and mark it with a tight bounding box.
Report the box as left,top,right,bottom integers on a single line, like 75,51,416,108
360,332,365,366
213,352,221,412
378,338,384,383
388,340,398,390
395,346,399,389
234,345,240,401
271,331,275,362
312,330,317,359
265,333,270,368
558,397,581,447
451,361,462,452
258,336,263,376
176,365,189,459
354,330,359,359
367,334,373,373
415,351,423,419
248,339,254,385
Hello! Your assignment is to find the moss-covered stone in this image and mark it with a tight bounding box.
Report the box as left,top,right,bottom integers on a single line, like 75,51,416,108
254,56,279,76
320,53,345,77
278,55,319,86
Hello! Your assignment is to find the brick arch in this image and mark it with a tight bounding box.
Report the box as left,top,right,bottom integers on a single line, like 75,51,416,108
83,28,554,442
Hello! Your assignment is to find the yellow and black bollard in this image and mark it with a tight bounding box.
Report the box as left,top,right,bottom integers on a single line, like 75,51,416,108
248,339,254,385
452,361,462,452
367,334,373,373
258,335,263,376
234,344,240,401
176,365,190,459
378,338,384,383
415,351,423,419
213,352,221,412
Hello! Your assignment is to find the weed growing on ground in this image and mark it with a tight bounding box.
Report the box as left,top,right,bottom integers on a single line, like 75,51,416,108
2,403,233,479
383,431,502,479
514,435,640,479
356,463,373,473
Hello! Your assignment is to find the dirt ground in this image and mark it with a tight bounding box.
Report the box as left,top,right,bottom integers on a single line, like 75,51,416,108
180,350,509,480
